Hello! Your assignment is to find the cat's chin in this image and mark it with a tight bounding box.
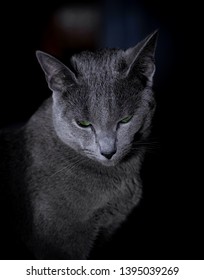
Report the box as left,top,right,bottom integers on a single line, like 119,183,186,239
87,154,118,167
98,159,119,167
87,155,118,167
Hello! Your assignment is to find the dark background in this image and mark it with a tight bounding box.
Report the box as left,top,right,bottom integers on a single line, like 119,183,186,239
0,0,202,259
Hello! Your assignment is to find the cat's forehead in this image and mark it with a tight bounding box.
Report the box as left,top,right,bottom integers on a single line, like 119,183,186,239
68,49,142,118
71,49,125,76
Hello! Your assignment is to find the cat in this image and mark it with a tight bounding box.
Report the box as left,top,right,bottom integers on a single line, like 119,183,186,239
0,30,158,259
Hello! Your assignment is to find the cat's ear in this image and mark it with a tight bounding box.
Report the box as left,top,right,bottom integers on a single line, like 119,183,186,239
36,51,77,92
124,30,158,82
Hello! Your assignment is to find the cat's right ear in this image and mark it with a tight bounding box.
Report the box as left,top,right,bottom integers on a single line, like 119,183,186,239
36,51,77,92
124,30,158,83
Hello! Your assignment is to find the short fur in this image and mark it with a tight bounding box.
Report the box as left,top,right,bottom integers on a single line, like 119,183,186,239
0,30,158,259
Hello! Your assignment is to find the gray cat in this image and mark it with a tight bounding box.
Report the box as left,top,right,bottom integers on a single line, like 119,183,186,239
0,30,158,259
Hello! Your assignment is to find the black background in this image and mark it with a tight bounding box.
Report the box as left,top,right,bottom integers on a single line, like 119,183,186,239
0,0,202,259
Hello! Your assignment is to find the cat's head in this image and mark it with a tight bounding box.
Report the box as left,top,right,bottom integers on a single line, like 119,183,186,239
36,30,158,166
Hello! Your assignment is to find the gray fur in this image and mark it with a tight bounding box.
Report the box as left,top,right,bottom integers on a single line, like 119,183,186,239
0,30,158,259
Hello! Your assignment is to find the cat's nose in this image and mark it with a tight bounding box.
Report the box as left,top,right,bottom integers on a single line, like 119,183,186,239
101,150,116,160
98,134,117,159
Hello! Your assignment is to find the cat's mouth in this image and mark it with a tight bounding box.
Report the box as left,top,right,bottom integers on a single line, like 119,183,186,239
96,153,124,167
82,148,119,166
84,152,118,167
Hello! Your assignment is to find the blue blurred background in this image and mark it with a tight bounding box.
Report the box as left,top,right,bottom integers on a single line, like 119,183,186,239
0,0,202,260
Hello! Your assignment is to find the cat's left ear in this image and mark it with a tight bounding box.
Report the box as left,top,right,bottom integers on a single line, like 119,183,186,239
124,30,158,82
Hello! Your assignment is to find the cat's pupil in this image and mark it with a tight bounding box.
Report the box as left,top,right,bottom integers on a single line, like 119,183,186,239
120,115,133,124
77,120,91,128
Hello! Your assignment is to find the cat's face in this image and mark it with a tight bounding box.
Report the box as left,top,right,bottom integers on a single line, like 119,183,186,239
36,30,158,166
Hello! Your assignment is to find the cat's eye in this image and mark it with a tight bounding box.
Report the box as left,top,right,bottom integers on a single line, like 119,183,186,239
77,120,92,128
120,115,133,124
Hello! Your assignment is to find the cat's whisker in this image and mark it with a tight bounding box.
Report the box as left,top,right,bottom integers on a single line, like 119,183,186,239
49,156,88,178
67,157,91,172
131,145,159,149
49,165,70,178
83,149,97,158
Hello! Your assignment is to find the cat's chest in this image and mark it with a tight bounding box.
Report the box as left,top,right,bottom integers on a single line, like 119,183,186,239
26,142,141,221
28,160,140,220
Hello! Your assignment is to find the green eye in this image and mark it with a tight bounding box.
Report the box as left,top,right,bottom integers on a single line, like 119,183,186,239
77,120,91,127
120,115,133,124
